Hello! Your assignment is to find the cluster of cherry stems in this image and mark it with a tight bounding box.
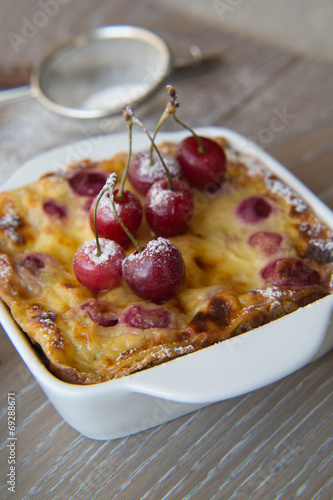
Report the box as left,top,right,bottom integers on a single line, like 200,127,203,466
73,86,227,303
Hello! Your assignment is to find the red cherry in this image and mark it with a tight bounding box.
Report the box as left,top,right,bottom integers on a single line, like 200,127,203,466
260,257,321,287
89,189,142,246
43,200,67,218
20,253,46,273
122,237,185,303
128,150,181,195
248,232,283,255
122,304,173,329
68,168,108,196
236,196,272,224
73,238,125,291
144,178,194,237
81,299,118,327
177,136,227,190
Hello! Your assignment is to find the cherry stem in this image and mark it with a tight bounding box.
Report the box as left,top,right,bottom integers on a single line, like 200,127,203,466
117,120,133,201
106,173,143,252
123,104,174,191
93,186,107,257
150,109,169,160
152,85,207,154
172,114,206,153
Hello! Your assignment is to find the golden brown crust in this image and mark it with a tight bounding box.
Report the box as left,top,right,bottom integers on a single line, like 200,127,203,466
0,141,332,384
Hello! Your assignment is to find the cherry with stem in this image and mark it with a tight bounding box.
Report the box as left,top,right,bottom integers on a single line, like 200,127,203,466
123,105,175,191
73,174,126,291
152,85,227,190
104,172,143,251
105,171,186,303
125,105,181,196
151,85,206,154
89,122,142,246
124,105,194,237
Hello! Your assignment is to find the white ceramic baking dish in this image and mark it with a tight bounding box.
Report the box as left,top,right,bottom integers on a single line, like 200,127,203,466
1,127,333,440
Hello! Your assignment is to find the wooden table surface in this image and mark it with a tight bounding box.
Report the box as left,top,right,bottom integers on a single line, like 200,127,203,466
0,1,332,499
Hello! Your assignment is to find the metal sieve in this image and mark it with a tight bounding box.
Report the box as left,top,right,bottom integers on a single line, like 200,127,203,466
0,25,205,119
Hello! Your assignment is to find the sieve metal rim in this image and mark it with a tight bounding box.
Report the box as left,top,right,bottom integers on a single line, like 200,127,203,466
30,25,173,119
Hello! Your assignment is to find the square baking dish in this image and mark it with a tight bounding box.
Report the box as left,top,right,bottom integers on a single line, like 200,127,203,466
1,127,333,440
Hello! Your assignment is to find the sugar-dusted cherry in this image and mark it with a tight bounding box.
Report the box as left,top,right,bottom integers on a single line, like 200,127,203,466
128,150,181,196
122,104,194,237
123,237,186,303
74,172,130,291
122,104,182,196
144,178,194,237
87,111,143,246
89,188,142,246
150,85,227,190
260,257,321,287
177,135,227,190
236,195,272,224
73,238,125,291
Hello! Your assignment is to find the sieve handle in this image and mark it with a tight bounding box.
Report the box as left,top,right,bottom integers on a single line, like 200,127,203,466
0,85,33,102
171,43,222,70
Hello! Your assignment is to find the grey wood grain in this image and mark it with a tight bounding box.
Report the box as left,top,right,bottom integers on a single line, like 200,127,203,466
0,1,332,500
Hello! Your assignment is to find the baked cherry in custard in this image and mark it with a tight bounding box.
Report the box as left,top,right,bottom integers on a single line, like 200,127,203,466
236,195,272,223
248,232,283,255
260,257,321,287
122,304,173,329
68,167,108,196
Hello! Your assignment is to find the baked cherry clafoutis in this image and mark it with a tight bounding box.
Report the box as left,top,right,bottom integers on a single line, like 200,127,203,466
0,136,332,384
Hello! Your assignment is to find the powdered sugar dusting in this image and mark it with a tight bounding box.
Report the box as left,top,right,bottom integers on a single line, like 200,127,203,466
147,184,185,211
149,188,171,209
266,177,308,213
82,238,120,264
226,147,267,177
0,211,21,229
97,190,140,214
298,222,324,238
0,255,12,281
227,146,309,212
308,239,333,263
257,287,285,300
312,239,333,253
97,192,112,211
136,151,181,179
157,345,195,357
125,237,176,265
145,237,174,257
106,172,118,189
39,311,57,328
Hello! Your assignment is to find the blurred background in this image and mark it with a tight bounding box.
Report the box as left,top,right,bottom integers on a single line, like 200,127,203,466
0,0,332,204
1,0,332,67
171,0,333,62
